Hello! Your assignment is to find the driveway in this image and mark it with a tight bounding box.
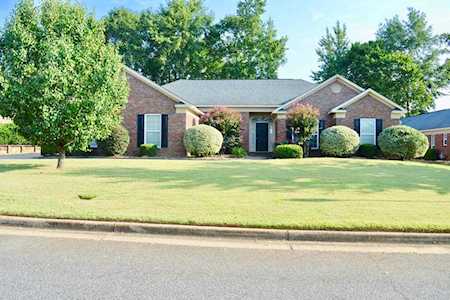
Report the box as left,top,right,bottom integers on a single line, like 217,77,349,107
0,153,41,159
0,227,449,299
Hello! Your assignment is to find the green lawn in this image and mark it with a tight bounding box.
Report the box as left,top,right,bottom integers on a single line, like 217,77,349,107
1,158,450,232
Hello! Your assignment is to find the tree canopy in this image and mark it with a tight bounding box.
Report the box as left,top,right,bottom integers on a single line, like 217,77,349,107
344,42,432,114
311,21,349,82
312,8,448,114
103,0,288,84
0,0,128,168
376,7,449,99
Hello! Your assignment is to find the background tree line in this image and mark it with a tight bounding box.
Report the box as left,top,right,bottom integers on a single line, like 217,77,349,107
313,8,449,115
103,0,288,84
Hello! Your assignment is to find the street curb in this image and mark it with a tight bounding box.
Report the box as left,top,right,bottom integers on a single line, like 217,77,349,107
1,216,450,244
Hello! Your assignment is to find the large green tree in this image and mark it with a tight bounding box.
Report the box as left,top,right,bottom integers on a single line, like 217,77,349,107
103,8,141,70
376,7,449,99
210,0,287,79
103,0,287,83
0,0,128,168
344,42,432,114
103,0,213,84
312,21,349,82
139,0,213,84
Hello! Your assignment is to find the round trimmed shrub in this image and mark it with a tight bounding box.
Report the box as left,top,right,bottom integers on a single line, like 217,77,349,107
184,124,223,157
378,125,428,160
320,126,360,157
358,144,379,159
274,144,303,159
231,146,247,158
99,125,129,156
139,144,158,157
199,106,241,153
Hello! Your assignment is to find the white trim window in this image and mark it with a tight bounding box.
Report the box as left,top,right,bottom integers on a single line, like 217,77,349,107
444,134,448,147
360,118,376,145
430,135,436,148
144,114,162,148
310,121,320,150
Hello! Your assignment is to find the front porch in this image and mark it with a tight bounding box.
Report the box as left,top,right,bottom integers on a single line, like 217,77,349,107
240,112,287,153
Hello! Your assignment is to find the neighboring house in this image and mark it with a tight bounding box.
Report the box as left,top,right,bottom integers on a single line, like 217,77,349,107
402,109,450,160
123,67,406,156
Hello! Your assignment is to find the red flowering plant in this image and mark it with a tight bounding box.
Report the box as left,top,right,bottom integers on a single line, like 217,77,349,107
287,103,319,156
199,106,241,153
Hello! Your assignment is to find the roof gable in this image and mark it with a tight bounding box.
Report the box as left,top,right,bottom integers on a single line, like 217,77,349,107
125,67,187,105
125,67,203,115
273,75,365,113
329,89,406,114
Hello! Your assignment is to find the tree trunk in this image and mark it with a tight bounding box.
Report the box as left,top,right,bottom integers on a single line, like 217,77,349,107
57,150,65,169
303,142,310,158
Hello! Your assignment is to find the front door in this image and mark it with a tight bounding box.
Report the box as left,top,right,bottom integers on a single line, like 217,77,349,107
255,123,269,152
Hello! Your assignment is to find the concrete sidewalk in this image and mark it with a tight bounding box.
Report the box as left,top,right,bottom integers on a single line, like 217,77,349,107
1,215,450,245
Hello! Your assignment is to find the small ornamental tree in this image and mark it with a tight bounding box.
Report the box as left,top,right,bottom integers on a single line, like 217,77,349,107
199,106,241,153
0,0,128,168
287,103,320,156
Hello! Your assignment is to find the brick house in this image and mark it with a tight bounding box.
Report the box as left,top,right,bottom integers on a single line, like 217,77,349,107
402,109,450,160
123,67,406,156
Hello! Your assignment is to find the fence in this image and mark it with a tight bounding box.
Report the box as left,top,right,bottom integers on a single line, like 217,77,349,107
0,145,41,155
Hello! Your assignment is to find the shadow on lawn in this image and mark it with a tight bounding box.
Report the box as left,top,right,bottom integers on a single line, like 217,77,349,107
0,163,43,173
65,160,450,195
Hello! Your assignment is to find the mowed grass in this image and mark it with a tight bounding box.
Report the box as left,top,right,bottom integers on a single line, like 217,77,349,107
0,158,449,232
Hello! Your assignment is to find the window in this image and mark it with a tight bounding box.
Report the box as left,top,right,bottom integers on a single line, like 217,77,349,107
430,135,435,148
310,122,319,150
144,114,162,148
360,118,376,145
444,134,448,147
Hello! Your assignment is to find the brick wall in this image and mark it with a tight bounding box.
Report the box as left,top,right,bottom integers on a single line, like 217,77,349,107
335,95,400,129
240,112,250,151
275,118,287,144
123,74,188,156
432,133,449,160
290,82,360,128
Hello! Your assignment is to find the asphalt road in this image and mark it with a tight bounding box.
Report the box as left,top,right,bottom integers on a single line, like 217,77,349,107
1,227,449,300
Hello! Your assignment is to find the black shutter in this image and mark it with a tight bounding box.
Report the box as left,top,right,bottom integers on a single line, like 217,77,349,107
376,119,383,145
319,120,325,134
137,114,144,147
376,119,383,136
354,119,360,135
161,114,168,148
286,127,292,143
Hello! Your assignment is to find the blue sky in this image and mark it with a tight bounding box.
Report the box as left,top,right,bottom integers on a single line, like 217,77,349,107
1,0,449,109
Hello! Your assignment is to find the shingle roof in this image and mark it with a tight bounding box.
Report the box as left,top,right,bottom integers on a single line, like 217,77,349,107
401,109,450,131
162,79,317,106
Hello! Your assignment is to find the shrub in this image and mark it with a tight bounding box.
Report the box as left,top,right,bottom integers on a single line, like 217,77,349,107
274,144,303,159
98,125,129,156
184,124,223,157
358,144,380,159
378,125,428,160
320,126,360,157
231,146,247,158
424,148,438,161
199,106,241,153
0,124,29,145
139,144,158,157
287,103,320,156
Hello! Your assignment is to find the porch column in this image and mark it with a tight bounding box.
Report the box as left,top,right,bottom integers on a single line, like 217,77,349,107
275,114,287,144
